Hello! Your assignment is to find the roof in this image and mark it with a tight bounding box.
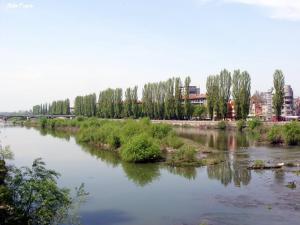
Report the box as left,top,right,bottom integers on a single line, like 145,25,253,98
188,94,207,100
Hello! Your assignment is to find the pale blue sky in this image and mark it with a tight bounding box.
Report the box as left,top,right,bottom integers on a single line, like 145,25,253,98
1,0,300,111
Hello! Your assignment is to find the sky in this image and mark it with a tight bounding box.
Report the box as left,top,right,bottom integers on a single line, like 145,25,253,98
0,0,300,112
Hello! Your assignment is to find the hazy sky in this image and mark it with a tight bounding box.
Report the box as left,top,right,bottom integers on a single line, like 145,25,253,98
1,0,300,111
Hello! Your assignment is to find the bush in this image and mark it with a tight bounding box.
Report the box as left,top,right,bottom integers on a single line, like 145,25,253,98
282,121,300,145
171,145,197,163
247,118,262,130
120,134,161,162
39,117,48,129
217,121,227,130
76,116,85,122
150,123,172,139
267,125,283,144
236,120,246,131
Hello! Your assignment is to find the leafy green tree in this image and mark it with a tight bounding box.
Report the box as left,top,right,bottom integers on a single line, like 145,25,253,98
131,86,139,118
124,88,133,118
0,145,88,225
114,88,123,118
206,75,215,120
193,105,207,120
184,76,192,119
273,70,285,120
174,77,182,120
240,71,251,119
232,70,242,119
232,70,251,120
219,69,231,119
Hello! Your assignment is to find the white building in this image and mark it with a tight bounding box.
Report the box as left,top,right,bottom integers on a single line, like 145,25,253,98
282,85,294,117
261,88,273,121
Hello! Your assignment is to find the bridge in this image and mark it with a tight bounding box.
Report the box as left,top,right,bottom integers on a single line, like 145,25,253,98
0,114,76,121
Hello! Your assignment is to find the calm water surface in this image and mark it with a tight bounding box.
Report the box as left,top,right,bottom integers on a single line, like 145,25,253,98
1,125,300,225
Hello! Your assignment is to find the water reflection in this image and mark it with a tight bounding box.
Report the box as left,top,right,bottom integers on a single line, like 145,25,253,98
177,128,254,151
33,127,255,187
165,166,197,180
122,163,160,187
38,128,71,141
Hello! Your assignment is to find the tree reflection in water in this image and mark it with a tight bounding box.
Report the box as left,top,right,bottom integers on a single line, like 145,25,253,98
165,166,197,180
122,163,160,187
35,127,255,187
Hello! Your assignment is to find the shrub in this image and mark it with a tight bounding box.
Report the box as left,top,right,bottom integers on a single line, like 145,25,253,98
76,116,85,122
172,145,196,163
120,134,161,162
247,118,262,130
150,123,172,139
282,121,300,145
217,121,227,130
236,120,246,131
267,125,283,144
39,117,48,129
107,133,121,149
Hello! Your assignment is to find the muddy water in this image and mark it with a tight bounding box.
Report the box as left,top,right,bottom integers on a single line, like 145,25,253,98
1,125,300,225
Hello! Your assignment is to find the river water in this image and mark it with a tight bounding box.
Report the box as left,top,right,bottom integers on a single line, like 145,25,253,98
1,125,300,225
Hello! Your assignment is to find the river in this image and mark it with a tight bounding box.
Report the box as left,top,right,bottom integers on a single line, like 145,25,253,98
0,124,300,225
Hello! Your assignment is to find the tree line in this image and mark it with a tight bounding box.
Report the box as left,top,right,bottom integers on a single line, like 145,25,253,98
206,69,251,120
31,69,288,121
72,77,194,120
32,99,70,115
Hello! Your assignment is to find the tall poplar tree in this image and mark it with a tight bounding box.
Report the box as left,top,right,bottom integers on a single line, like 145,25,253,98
273,70,285,120
184,76,192,119
219,69,231,120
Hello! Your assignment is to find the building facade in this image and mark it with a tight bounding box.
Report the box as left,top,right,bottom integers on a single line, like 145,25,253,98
282,85,294,117
294,97,300,116
261,88,273,121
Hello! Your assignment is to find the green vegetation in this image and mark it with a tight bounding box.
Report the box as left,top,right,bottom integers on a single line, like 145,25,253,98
273,70,285,120
120,134,161,162
74,94,97,117
206,69,251,120
0,146,88,225
247,117,262,130
286,181,297,189
193,105,207,120
35,118,190,163
232,70,251,120
253,160,265,168
267,125,283,144
219,69,232,120
282,121,300,145
33,99,70,115
217,121,227,130
166,145,203,167
267,121,300,146
237,120,246,131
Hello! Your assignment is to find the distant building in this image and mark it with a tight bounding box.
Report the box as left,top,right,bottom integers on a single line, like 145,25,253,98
282,85,294,117
260,88,273,121
294,97,300,116
181,86,200,96
188,93,207,106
